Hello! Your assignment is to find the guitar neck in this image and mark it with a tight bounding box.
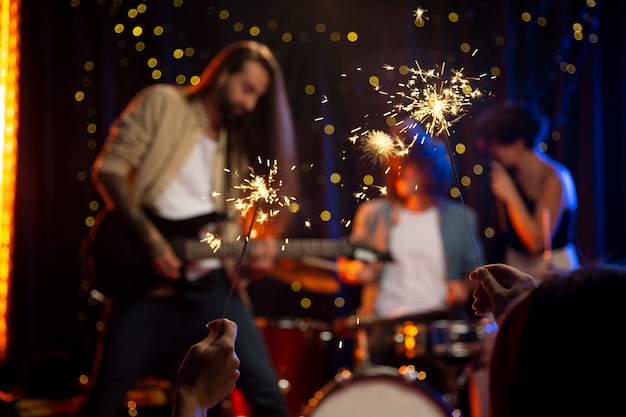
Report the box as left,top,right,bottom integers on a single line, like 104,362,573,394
176,238,345,262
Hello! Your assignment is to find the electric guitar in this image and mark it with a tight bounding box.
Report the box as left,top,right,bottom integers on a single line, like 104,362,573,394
83,209,391,297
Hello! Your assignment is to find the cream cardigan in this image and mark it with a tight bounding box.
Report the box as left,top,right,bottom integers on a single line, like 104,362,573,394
93,84,247,214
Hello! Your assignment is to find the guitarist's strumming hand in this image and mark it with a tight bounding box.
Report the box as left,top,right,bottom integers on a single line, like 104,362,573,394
144,224,184,280
95,173,183,281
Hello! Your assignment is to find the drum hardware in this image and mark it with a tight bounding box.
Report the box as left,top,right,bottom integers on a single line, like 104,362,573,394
392,319,488,361
393,321,430,360
428,320,488,358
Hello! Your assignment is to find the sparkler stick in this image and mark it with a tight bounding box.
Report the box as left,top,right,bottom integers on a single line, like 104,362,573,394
213,158,295,317
441,130,483,267
220,202,260,317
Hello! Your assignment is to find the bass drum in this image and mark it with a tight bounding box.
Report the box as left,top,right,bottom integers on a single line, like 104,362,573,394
230,317,334,417
301,366,454,417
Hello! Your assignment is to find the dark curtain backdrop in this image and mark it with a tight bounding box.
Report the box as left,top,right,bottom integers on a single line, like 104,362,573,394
3,0,624,387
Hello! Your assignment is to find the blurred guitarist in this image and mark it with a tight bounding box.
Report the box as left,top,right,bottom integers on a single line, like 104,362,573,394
78,40,298,417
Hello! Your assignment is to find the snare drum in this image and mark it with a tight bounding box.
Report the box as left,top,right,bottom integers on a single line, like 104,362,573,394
301,366,453,417
394,319,487,361
428,320,488,359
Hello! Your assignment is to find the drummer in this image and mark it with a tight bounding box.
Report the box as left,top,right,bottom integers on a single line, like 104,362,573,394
336,120,486,413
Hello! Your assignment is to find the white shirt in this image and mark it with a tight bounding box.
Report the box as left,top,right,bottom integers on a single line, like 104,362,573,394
153,133,217,219
375,206,448,318
153,133,222,280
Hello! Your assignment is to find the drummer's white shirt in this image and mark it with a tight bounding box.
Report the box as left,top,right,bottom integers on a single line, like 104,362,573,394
375,206,448,319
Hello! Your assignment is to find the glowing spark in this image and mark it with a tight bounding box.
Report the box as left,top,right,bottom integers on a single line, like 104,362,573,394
255,209,270,224
228,159,295,224
353,184,388,202
363,130,409,162
201,232,222,253
353,192,367,201
382,61,484,136
413,8,428,25
355,128,422,165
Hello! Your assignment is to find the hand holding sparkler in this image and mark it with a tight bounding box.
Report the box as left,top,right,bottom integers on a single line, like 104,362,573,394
172,318,240,417
470,264,537,323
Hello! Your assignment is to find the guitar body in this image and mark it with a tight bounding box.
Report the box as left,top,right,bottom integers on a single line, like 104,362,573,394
83,209,391,298
84,209,222,297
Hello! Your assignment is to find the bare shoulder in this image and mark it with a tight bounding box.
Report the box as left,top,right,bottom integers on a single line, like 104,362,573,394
540,158,577,205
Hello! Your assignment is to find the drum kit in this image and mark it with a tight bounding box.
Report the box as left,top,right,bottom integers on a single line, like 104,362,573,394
304,315,492,417
230,264,494,417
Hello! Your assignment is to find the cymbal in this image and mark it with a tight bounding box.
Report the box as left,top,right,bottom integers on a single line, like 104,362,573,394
265,258,340,294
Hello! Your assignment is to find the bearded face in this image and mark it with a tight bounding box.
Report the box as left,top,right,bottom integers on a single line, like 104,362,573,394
216,60,270,128
217,83,243,127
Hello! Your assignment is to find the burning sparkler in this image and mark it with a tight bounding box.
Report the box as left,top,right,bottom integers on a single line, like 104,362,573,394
353,184,388,201
217,158,296,316
348,61,484,171
352,129,411,164
200,232,222,253
379,62,484,137
202,159,295,253
228,158,295,224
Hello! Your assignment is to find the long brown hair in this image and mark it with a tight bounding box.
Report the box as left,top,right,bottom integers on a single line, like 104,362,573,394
188,40,299,235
